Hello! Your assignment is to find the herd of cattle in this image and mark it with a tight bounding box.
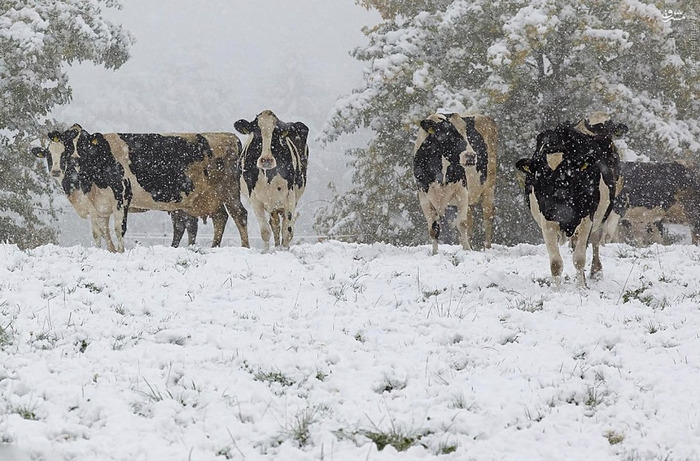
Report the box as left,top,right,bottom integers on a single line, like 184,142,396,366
31,110,700,287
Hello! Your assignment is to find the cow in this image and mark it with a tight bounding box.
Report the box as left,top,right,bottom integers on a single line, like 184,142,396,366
606,161,700,245
515,118,625,286
234,110,309,251
32,141,130,253
35,124,249,251
413,112,497,254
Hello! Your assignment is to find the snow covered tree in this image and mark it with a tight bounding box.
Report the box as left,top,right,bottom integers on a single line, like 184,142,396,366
0,0,132,248
317,0,700,246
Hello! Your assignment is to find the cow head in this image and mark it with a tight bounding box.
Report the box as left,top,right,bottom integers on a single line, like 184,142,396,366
577,112,629,141
619,207,666,246
418,113,477,168
41,124,85,181
235,110,309,171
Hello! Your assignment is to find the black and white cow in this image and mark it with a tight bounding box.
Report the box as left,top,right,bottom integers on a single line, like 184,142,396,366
413,113,498,254
234,110,309,251
32,135,131,253
606,161,700,245
516,120,624,286
35,124,249,251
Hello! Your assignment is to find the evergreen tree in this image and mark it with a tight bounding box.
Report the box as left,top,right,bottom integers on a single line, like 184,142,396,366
0,0,132,248
317,0,700,246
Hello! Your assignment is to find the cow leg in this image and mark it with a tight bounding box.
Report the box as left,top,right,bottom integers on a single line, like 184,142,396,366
89,215,103,249
465,205,474,249
541,221,563,285
93,215,117,253
282,209,296,248
225,200,250,248
112,207,126,253
270,211,282,248
418,191,440,255
281,195,297,248
210,206,229,247
454,189,472,251
573,218,593,287
590,226,604,279
186,214,198,246
482,188,495,249
601,212,620,244
170,211,186,247
251,199,273,252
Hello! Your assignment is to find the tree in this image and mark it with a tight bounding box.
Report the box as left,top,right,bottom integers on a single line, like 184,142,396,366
0,0,132,248
317,0,700,246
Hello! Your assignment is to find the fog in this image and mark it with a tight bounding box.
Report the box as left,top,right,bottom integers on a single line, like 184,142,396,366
50,0,379,247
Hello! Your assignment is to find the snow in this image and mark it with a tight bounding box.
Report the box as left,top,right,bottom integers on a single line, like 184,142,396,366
3,240,700,460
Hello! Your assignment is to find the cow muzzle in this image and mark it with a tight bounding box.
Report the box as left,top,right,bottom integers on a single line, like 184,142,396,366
257,156,276,170
51,169,62,178
460,150,476,167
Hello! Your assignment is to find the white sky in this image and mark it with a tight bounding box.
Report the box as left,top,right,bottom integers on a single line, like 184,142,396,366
55,0,378,132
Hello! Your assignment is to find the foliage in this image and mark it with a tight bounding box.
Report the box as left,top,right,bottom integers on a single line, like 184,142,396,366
355,0,452,20
320,0,700,246
0,0,133,248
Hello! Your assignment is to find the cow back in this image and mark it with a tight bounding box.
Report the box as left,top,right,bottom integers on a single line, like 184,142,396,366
102,132,241,216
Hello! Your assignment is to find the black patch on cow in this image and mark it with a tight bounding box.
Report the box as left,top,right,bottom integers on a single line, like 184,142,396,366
585,119,629,140
236,116,309,194
119,134,212,203
79,133,129,208
519,123,618,237
463,117,488,184
613,162,700,239
614,162,697,214
413,117,467,192
431,220,441,239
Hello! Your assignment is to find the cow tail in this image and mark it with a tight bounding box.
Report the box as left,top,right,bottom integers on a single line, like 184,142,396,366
121,178,133,236
599,161,617,223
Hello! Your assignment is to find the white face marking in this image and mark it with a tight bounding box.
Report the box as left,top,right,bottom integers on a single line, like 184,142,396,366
256,110,278,170
546,152,564,170
441,156,450,182
48,140,65,179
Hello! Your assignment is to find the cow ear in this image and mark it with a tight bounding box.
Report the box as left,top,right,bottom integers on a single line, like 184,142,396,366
234,119,253,135
420,120,438,134
288,122,309,140
614,123,628,137
31,147,47,158
515,158,531,174
66,127,81,140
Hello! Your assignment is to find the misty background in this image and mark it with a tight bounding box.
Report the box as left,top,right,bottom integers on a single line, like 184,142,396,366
50,0,379,247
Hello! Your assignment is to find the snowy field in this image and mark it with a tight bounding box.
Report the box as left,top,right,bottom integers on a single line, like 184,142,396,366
2,241,700,460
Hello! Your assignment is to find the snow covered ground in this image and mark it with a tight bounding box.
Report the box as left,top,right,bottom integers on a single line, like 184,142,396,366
2,240,700,460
